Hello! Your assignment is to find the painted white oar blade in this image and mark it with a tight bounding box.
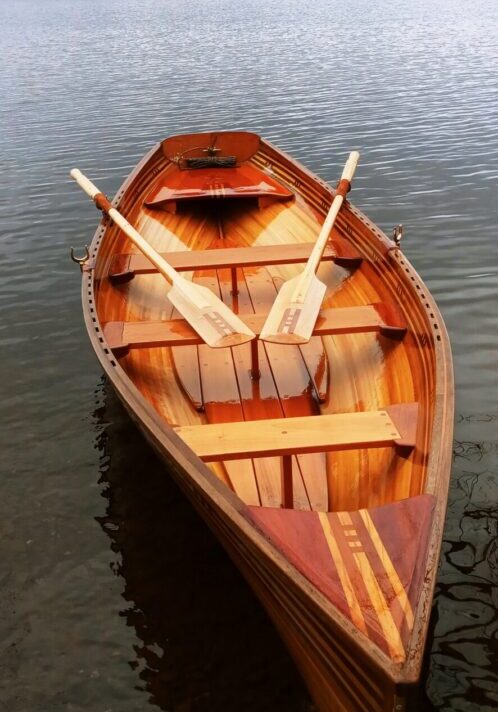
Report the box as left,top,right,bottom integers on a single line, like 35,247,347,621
259,274,326,344
168,278,255,348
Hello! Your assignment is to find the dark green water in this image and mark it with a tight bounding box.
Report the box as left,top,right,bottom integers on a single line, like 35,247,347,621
1,0,497,710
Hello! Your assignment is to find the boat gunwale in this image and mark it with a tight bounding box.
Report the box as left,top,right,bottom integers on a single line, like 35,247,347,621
79,134,454,694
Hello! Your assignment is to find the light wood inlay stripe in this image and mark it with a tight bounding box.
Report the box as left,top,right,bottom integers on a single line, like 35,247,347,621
352,551,406,663
338,512,353,526
318,512,368,636
359,509,415,630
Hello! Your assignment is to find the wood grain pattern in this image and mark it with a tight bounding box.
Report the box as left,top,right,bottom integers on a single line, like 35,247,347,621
108,238,362,281
102,302,406,352
174,407,415,461
248,495,434,664
77,131,454,712
144,161,294,210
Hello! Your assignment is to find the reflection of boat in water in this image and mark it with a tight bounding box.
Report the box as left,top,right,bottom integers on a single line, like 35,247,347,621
74,131,454,711
94,378,311,711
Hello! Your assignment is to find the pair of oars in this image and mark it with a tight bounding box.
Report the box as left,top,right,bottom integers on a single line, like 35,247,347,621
70,151,359,348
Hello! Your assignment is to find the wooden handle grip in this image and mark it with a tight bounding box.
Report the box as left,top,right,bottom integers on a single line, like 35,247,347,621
70,169,179,286
341,151,360,182
296,150,361,285
70,169,101,200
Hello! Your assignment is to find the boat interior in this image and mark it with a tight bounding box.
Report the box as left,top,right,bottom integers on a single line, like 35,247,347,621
93,132,435,517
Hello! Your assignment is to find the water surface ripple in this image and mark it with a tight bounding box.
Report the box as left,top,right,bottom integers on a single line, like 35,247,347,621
1,0,497,710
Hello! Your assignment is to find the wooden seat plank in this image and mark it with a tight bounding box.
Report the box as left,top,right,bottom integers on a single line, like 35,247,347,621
102,302,406,354
174,405,418,461
108,238,362,282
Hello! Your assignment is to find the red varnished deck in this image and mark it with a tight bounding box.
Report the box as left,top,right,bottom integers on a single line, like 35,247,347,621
145,162,293,211
248,495,435,662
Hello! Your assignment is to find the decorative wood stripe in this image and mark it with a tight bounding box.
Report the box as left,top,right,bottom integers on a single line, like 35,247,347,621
325,513,391,656
359,510,414,631
247,494,435,665
351,551,406,662
318,512,368,636
108,238,362,281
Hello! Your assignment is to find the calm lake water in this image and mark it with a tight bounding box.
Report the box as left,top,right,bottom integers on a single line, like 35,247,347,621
1,0,497,710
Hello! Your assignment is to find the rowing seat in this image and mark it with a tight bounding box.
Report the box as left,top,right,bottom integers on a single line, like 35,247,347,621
144,162,294,213
103,302,406,356
174,404,418,508
108,239,362,283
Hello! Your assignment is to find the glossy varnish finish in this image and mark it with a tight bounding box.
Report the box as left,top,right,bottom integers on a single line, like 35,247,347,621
80,132,453,711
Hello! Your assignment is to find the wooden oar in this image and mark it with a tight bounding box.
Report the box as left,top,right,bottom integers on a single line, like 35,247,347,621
259,151,360,344
70,169,255,348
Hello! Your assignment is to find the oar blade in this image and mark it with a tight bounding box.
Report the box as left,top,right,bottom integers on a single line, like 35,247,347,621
168,279,255,348
259,274,326,344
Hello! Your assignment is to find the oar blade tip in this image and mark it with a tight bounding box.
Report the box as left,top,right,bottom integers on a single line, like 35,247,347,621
168,282,255,349
259,275,326,344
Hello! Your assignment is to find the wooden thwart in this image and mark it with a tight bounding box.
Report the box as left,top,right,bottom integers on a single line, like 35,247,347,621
175,404,418,508
108,239,362,282
174,406,418,461
103,303,406,354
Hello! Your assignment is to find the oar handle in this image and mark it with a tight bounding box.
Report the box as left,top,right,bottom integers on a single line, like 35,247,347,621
293,151,360,300
70,168,179,286
341,150,360,183
70,169,101,201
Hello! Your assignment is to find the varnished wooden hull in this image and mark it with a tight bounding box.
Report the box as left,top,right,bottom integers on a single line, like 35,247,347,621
78,132,453,711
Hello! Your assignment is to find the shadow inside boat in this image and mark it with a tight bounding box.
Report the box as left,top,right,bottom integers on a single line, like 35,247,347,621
92,376,314,712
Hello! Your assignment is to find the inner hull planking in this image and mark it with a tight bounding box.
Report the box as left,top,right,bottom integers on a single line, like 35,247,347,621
77,132,453,712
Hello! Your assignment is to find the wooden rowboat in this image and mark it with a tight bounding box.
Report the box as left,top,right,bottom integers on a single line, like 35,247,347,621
72,131,453,711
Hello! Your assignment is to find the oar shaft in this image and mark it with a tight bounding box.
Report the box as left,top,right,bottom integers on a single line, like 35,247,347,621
292,151,359,303
70,169,179,286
